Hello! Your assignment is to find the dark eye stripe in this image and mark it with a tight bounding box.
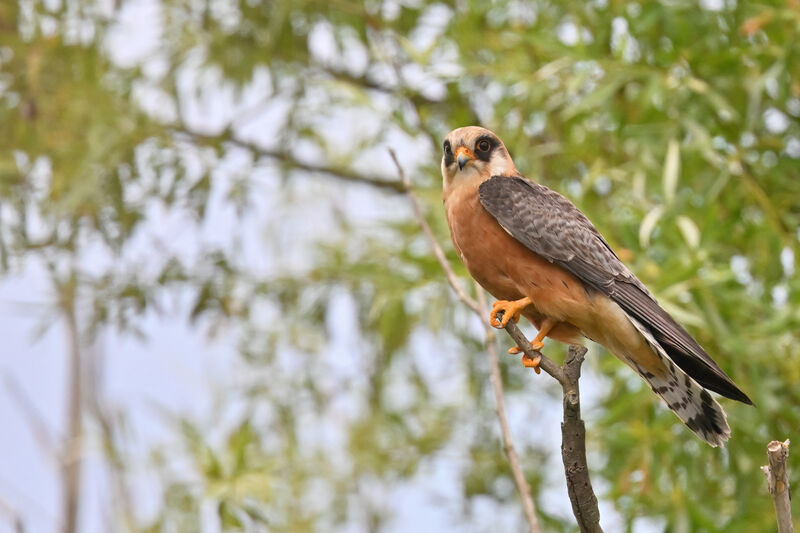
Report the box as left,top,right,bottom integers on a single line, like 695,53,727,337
443,140,454,167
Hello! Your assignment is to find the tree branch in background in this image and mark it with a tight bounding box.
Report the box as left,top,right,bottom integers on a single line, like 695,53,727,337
177,129,406,193
58,280,83,533
0,497,25,533
3,374,58,458
476,288,543,533
85,344,137,532
391,149,603,532
761,439,794,533
389,149,541,533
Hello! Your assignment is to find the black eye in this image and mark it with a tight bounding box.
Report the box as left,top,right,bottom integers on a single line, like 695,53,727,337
476,139,490,152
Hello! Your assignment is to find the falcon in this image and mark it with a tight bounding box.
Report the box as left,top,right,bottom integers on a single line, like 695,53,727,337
441,126,751,446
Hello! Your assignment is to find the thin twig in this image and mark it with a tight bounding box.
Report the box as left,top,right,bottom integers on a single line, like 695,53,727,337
392,148,602,531
387,149,481,315
86,343,137,532
390,149,540,532
0,497,25,533
762,439,794,533
3,373,59,457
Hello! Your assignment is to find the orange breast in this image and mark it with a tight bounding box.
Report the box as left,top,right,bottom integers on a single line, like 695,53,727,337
444,179,590,343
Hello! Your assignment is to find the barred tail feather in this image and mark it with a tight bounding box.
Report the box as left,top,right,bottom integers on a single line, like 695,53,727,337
625,316,731,447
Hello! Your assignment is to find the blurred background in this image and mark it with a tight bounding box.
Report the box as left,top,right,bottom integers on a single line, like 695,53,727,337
0,0,799,532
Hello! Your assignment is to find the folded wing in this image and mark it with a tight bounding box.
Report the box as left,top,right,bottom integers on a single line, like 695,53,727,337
478,175,751,405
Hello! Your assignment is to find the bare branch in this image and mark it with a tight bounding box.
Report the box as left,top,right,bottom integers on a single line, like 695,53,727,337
762,439,794,533
559,345,602,533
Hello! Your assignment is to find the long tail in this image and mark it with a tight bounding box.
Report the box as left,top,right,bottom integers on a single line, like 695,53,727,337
624,316,730,447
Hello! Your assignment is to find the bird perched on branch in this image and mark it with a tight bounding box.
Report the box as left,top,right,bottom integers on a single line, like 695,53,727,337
441,126,751,447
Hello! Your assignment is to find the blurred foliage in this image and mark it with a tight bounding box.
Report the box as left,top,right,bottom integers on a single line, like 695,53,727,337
2,0,800,532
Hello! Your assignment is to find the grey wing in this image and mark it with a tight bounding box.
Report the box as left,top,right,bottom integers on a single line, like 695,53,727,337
478,175,751,405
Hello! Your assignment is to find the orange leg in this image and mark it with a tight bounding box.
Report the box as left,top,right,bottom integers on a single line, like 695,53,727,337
507,317,557,374
489,297,532,329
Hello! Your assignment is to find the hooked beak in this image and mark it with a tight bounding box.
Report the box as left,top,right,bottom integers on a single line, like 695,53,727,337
455,146,474,171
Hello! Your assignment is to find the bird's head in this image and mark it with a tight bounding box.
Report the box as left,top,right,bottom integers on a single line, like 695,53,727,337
441,126,516,188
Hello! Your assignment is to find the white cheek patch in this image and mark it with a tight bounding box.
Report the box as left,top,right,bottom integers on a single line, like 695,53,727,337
488,154,511,177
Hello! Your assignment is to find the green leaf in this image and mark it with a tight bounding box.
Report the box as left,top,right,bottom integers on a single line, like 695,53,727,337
663,138,680,207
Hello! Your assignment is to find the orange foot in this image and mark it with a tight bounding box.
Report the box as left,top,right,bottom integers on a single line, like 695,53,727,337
489,297,532,328
507,339,544,355
506,317,556,374
521,354,542,374
508,341,543,374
